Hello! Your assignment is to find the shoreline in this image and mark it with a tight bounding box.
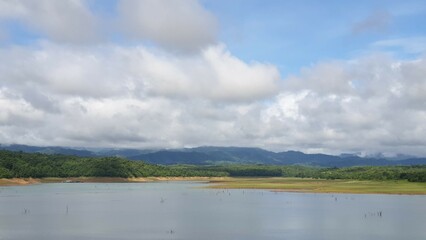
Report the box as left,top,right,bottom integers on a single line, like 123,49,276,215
0,177,227,186
1,177,425,195
0,178,41,186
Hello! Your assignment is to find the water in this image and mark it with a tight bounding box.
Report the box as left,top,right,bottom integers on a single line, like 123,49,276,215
0,182,425,240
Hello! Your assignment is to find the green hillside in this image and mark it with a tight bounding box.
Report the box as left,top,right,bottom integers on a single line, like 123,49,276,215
0,150,425,182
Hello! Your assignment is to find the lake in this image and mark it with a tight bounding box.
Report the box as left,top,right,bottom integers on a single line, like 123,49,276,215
0,182,425,240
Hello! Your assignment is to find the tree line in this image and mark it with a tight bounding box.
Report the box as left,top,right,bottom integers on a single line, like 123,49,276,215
187,165,426,182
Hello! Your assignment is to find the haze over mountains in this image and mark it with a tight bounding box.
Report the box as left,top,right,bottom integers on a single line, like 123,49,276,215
1,144,425,168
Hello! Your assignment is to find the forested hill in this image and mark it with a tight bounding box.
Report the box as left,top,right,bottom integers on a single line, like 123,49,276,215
0,150,425,182
0,150,225,178
1,144,426,167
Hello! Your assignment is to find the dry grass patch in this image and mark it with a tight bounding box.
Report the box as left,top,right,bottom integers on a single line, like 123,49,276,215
207,177,426,195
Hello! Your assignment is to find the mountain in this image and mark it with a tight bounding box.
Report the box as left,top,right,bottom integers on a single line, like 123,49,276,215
1,144,425,167
128,147,426,167
128,147,281,165
0,144,95,157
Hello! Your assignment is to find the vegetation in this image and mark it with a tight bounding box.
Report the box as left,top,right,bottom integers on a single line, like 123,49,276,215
0,150,425,183
185,165,426,182
207,178,426,195
0,150,227,178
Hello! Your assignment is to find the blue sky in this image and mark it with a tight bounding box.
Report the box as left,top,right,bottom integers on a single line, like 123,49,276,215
0,0,426,155
203,0,426,73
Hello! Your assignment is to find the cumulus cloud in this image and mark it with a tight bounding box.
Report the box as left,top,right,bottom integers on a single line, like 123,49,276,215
0,0,218,49
0,43,280,102
118,0,218,53
285,62,352,95
131,45,280,101
0,42,281,148
259,54,426,155
0,0,99,44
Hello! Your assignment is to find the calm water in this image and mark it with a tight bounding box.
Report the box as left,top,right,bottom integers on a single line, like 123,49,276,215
0,182,425,240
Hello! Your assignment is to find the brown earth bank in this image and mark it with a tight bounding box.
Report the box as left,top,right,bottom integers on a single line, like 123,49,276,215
0,178,41,186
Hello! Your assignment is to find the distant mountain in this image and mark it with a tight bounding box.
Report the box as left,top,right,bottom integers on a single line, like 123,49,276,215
0,144,95,157
129,151,220,165
129,147,426,167
1,144,425,167
96,148,157,158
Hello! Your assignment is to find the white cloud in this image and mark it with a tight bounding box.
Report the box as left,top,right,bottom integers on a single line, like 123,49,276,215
118,0,218,53
0,43,280,102
286,62,353,95
0,88,45,127
0,42,281,149
128,45,281,101
0,0,99,44
258,54,426,155
0,43,426,155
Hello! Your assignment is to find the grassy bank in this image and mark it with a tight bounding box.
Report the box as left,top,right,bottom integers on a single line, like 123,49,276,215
207,177,426,195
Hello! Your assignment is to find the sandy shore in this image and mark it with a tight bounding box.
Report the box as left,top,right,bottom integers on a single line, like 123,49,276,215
0,178,41,186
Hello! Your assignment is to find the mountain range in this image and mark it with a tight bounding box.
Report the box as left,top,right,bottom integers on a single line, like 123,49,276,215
1,144,425,167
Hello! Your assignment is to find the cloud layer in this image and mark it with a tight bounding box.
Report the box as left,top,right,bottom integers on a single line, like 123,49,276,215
1,41,425,155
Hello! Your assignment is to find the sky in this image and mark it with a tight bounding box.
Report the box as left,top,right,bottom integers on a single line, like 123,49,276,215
0,0,425,156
